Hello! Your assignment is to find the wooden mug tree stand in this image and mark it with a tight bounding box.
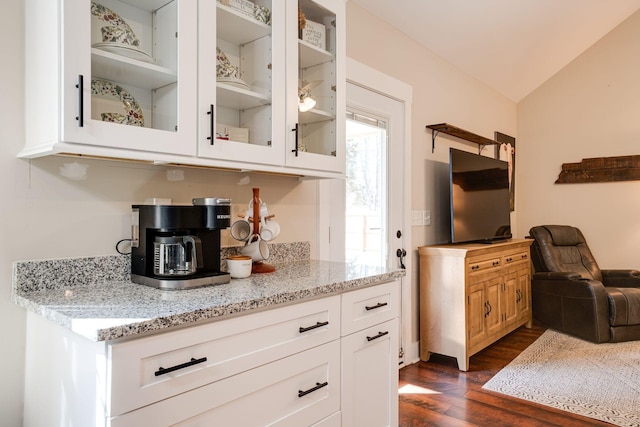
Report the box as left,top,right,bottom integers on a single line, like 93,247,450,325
250,187,275,274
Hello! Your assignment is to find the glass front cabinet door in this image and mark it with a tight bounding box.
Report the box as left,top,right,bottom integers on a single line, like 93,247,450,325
197,0,286,167
24,0,198,158
286,0,346,175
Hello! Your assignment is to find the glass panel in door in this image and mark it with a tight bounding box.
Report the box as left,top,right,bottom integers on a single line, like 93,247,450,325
215,0,274,147
345,112,388,266
296,0,337,157
90,0,179,133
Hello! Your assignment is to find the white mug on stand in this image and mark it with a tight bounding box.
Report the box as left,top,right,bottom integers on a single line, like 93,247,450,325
230,219,252,242
241,238,270,262
260,218,280,241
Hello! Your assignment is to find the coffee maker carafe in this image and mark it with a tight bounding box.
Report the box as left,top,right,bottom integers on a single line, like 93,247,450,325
153,235,201,277
131,198,231,290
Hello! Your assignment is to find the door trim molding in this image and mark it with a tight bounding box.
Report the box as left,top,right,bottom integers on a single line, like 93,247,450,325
319,58,416,364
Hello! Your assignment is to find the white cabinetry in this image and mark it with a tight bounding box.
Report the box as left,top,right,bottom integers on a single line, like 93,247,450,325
23,281,399,426
286,0,346,174
341,281,399,427
24,0,197,157
22,0,345,178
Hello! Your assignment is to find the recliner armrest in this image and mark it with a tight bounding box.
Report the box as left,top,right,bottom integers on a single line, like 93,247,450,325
601,269,640,277
602,269,640,288
533,271,583,280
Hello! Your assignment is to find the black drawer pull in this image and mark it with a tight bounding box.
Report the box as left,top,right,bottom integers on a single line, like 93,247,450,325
365,302,388,311
471,265,479,270
366,331,389,342
299,321,329,333
298,381,328,398
155,357,207,377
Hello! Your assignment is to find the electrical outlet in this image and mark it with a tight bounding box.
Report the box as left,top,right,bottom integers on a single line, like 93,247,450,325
423,210,431,226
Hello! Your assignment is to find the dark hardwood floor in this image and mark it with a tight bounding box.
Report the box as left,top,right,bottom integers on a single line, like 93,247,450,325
398,323,613,426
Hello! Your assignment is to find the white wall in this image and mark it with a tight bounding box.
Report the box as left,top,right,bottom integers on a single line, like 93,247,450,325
345,2,518,348
2,3,317,425
518,9,640,268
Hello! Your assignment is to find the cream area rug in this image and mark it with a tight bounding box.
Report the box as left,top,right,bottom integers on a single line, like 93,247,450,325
482,329,640,426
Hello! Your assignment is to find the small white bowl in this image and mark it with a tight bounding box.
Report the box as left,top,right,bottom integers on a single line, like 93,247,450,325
226,255,252,279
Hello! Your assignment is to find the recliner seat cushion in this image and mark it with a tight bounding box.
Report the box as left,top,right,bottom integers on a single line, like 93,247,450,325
607,287,640,326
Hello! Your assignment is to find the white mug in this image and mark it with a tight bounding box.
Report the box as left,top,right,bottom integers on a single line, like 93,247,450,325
241,238,270,262
230,219,252,242
260,218,280,241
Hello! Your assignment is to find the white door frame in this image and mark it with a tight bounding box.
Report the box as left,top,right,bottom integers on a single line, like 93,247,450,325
318,58,415,364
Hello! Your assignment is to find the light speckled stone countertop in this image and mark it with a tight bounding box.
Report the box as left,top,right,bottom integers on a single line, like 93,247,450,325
13,246,404,342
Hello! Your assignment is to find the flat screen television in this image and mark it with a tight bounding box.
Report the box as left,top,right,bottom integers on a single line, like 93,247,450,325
449,148,512,243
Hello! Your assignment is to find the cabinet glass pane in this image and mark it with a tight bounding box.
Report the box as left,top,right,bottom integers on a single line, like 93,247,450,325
215,1,273,146
90,0,178,132
297,0,337,157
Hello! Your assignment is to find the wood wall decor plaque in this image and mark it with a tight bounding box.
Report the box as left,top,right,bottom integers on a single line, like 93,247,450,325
556,155,640,184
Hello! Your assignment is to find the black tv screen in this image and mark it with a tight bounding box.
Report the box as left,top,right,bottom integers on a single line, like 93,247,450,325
449,148,512,243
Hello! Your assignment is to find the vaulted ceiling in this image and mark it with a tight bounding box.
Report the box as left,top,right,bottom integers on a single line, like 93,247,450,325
350,0,640,102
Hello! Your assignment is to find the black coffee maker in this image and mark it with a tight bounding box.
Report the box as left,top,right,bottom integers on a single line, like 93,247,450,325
131,198,231,290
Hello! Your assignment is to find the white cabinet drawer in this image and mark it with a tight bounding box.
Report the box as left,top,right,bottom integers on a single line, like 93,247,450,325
341,281,399,336
108,295,340,416
110,340,341,427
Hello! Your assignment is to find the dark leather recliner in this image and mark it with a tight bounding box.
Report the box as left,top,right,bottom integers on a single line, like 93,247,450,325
529,225,640,343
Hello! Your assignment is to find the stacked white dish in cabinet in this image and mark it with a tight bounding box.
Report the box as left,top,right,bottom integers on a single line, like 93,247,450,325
22,0,345,178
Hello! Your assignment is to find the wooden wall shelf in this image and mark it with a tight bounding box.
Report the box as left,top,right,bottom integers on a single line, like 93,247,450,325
556,155,640,184
426,123,500,153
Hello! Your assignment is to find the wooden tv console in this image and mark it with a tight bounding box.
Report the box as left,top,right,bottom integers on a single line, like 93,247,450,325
418,239,533,371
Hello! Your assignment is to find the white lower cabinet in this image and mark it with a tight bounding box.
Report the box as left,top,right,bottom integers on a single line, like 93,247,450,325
341,281,400,427
23,281,400,426
111,341,341,427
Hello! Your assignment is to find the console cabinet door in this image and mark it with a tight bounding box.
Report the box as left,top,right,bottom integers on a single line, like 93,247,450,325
516,266,532,322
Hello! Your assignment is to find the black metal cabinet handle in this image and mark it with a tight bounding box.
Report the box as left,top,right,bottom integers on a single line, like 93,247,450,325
75,74,84,127
298,381,328,398
366,331,389,342
155,357,207,377
365,302,388,311
299,321,329,333
291,123,299,156
206,104,215,144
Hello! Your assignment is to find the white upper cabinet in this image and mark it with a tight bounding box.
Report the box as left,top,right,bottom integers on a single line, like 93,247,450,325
24,0,197,158
22,0,345,178
197,0,286,167
286,0,346,174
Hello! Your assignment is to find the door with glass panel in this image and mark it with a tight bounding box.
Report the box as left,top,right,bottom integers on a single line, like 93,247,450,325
343,83,405,270
62,0,197,155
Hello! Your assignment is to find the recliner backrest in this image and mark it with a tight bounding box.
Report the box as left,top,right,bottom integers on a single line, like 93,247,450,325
529,225,603,281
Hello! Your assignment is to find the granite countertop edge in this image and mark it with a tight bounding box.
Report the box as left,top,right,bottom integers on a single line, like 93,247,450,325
13,259,405,342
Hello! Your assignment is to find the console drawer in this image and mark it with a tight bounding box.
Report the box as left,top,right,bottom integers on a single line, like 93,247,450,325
341,281,399,336
108,295,340,416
